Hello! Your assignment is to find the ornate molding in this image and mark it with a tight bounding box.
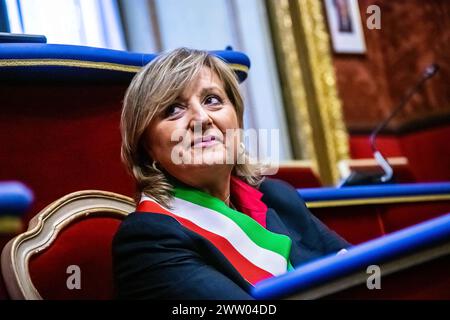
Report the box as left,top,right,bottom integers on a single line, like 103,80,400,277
267,0,315,161
298,0,350,184
267,0,350,184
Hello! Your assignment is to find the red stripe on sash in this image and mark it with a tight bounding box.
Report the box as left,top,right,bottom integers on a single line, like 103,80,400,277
137,200,273,285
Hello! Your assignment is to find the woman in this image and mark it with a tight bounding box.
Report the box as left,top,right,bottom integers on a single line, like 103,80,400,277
113,47,349,299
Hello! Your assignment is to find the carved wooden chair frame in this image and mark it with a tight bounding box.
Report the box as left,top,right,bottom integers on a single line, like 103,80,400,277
1,190,134,300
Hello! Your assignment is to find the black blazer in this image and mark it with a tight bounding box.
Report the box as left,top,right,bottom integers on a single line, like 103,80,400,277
112,178,350,299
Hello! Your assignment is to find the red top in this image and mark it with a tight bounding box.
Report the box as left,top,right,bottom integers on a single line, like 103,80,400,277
230,176,268,228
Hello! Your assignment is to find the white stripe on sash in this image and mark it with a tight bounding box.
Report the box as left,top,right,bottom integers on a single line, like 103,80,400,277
141,196,287,276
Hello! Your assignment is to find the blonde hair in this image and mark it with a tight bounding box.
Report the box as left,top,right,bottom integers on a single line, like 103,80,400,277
121,47,263,206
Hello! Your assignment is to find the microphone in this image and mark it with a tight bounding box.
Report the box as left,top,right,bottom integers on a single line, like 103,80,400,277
339,63,440,187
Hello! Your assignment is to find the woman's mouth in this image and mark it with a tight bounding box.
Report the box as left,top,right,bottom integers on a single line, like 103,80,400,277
192,135,222,148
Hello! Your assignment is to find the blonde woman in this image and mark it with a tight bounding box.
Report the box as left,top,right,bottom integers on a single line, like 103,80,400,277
113,48,349,299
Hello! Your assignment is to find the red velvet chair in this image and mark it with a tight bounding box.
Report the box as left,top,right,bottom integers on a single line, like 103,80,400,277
1,190,134,300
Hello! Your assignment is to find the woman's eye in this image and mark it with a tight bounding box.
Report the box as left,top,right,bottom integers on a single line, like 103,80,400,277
204,95,222,106
165,104,183,117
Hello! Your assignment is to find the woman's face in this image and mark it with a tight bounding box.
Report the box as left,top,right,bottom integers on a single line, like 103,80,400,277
145,66,240,185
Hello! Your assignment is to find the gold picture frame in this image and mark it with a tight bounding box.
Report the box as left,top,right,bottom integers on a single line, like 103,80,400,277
324,0,367,54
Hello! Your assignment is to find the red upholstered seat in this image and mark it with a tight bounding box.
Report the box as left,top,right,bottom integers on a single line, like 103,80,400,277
1,190,134,300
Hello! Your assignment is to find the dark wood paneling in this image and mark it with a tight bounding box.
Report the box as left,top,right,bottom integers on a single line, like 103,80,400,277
332,0,450,132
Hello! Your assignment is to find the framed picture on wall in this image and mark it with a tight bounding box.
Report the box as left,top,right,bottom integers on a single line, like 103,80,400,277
324,0,366,54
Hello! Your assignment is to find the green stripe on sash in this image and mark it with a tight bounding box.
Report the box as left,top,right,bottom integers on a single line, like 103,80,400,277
174,186,292,261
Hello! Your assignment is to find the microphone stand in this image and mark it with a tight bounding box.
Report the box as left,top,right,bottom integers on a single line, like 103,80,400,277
339,64,440,187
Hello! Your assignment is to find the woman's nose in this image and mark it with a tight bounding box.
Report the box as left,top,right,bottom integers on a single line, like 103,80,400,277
189,103,212,129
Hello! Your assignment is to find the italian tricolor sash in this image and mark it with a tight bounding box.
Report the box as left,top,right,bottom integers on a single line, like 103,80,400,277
137,186,292,285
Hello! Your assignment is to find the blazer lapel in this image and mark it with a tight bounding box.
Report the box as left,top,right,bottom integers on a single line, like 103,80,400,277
265,208,324,267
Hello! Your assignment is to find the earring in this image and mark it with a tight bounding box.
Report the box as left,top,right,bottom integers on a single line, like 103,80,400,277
152,160,161,172
237,142,246,165
239,142,246,154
